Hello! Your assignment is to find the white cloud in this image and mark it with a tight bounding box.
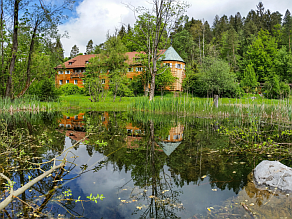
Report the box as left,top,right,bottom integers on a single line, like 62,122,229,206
59,0,292,57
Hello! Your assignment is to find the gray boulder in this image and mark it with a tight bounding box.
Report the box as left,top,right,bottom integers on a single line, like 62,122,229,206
253,160,292,193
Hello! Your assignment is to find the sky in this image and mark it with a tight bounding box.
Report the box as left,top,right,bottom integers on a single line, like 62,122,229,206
58,0,292,57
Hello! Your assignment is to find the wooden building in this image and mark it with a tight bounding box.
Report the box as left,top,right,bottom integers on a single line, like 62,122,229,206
55,46,185,91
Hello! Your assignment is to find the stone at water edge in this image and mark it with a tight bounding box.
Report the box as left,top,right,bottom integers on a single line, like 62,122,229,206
253,160,292,193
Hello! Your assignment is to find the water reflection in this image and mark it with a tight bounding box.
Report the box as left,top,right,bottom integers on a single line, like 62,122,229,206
55,111,253,218
2,111,292,218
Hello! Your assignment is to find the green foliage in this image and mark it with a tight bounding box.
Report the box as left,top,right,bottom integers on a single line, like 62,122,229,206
172,29,195,63
240,63,259,93
58,84,83,96
28,78,59,101
263,74,290,99
155,67,177,96
198,57,240,97
87,193,105,203
245,30,278,82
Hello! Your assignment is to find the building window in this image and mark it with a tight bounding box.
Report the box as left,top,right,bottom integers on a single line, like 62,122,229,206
66,80,69,84
65,70,70,74
128,68,132,72
101,79,105,84
66,124,71,128
69,62,72,65
85,61,89,64
58,70,63,74
74,115,78,120
176,64,182,69
165,63,172,68
82,80,85,84
74,80,78,85
59,80,63,85
136,67,142,72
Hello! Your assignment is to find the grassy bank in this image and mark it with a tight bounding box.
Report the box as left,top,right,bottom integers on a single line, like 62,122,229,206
2,94,292,123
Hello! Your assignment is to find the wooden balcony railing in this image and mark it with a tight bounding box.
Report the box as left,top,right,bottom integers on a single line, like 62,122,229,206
71,73,84,78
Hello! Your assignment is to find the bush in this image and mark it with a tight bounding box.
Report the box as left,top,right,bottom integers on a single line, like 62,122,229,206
58,84,83,95
188,57,240,98
28,78,59,101
263,74,290,99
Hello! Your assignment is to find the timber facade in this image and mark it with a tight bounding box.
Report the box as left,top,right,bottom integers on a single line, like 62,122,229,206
55,46,185,91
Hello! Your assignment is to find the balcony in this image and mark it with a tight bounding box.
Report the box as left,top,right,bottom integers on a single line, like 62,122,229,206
71,73,84,78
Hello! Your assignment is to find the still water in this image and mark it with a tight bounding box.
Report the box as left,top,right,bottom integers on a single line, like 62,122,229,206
1,111,292,218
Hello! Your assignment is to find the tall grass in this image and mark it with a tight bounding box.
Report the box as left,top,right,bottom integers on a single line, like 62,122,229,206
0,95,57,113
130,95,292,124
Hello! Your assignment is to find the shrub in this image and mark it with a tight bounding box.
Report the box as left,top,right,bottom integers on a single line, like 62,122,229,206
28,78,59,101
263,74,290,99
58,84,82,95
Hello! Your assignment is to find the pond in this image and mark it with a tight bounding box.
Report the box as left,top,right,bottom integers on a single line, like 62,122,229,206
1,111,292,218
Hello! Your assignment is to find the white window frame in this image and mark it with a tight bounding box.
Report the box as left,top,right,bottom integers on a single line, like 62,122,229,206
176,63,182,69
69,62,72,65
65,70,70,74
59,80,63,85
136,67,142,72
74,80,78,85
85,61,89,64
101,79,105,84
58,70,63,74
66,80,69,84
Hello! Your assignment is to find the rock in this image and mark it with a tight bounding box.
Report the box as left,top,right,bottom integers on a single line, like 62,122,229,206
253,160,292,193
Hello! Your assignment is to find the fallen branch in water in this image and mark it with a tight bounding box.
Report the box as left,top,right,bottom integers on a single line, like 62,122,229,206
0,160,65,211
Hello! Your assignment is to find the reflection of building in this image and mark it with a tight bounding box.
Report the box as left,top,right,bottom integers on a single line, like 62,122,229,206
59,113,85,131
159,124,184,156
59,113,86,142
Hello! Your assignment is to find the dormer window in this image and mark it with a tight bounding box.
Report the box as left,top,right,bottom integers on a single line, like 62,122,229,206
85,61,89,64
69,62,72,65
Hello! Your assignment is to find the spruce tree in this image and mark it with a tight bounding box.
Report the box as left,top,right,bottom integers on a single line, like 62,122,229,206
86,39,94,54
70,45,79,58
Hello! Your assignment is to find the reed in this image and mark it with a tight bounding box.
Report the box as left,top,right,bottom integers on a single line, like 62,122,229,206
130,95,292,124
0,96,57,113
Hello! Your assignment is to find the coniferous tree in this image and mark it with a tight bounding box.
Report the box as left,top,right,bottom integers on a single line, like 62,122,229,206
70,45,79,58
283,10,292,52
86,39,94,54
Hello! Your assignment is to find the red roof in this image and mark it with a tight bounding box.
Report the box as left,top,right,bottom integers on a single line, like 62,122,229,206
56,50,167,69
56,54,97,69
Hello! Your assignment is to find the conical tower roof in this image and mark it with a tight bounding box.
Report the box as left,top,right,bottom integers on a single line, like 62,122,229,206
162,46,185,63
159,141,181,156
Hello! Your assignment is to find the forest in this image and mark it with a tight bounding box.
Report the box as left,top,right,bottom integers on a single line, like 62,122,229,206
1,1,292,100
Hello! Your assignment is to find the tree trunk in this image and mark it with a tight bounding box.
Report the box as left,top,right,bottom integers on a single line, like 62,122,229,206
144,81,149,96
5,0,19,98
202,20,205,60
0,0,4,97
17,20,40,98
149,73,156,101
